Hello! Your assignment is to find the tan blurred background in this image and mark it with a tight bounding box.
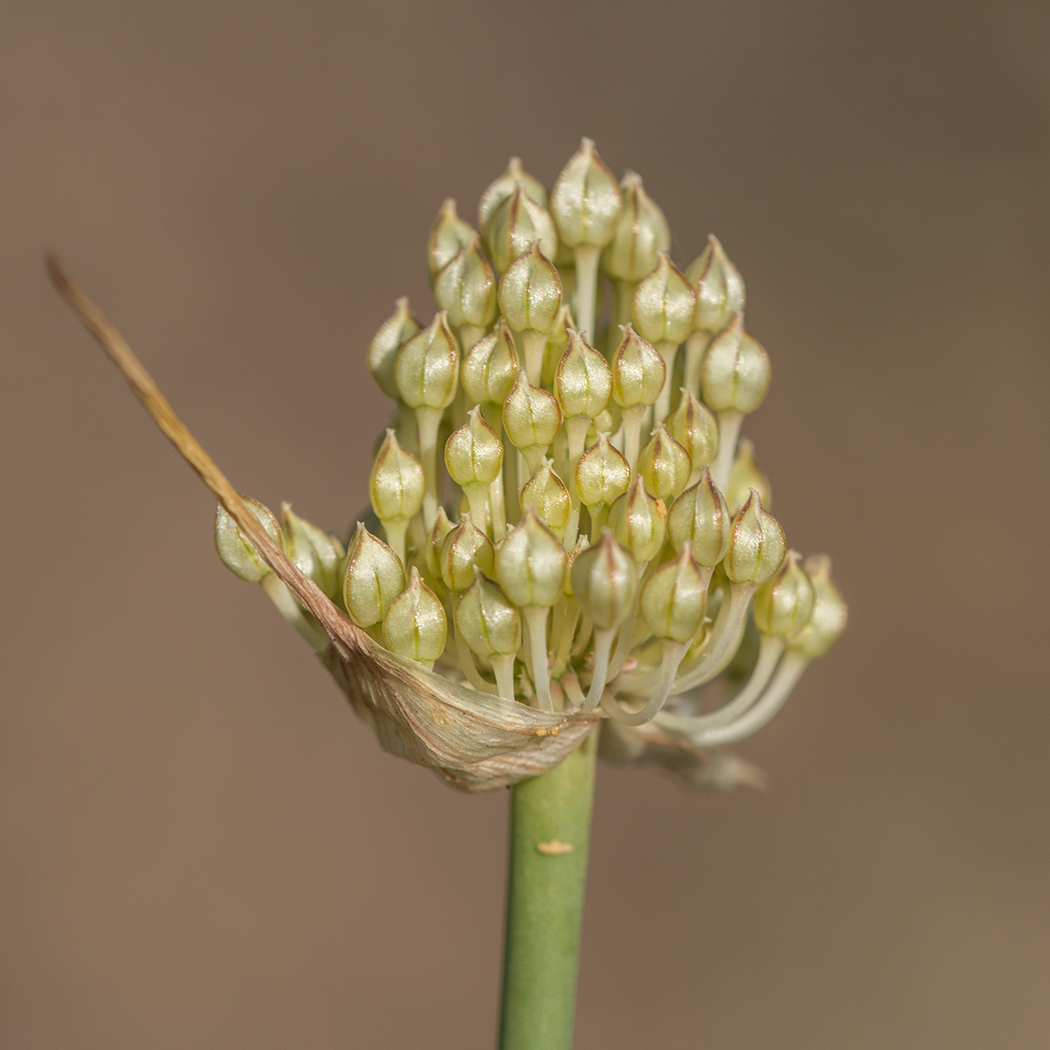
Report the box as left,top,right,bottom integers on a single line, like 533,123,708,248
3,1,1049,1047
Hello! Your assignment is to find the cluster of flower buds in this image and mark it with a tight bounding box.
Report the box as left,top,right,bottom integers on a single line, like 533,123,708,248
215,140,846,791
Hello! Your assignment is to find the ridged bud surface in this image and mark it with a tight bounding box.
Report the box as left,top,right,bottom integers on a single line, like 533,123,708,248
370,430,425,523
395,313,460,410
368,298,420,399
460,321,519,405
485,186,559,274
382,568,447,664
610,325,664,409
550,138,622,248
432,237,497,331
640,546,708,643
343,524,405,627
701,316,770,414
789,556,848,658
668,391,719,470
427,200,475,284
478,157,548,232
575,433,631,508
638,425,691,501
444,407,503,487
281,504,344,598
215,497,282,583
440,519,495,592
519,460,571,532
633,253,696,345
554,330,612,420
498,244,562,334
603,172,671,283
571,531,637,630
455,569,522,658
502,371,561,451
494,508,567,608
609,476,667,564
723,490,786,585
667,470,731,566
686,234,746,333
753,550,815,638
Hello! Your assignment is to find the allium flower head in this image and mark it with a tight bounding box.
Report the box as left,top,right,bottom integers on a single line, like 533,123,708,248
49,139,845,795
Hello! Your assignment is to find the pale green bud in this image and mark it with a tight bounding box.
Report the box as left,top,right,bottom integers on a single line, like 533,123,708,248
369,429,425,524
608,475,667,564
591,403,620,435
610,324,664,409
667,469,731,566
478,157,548,232
575,432,630,509
382,567,447,664
460,320,519,405
440,518,495,592
444,407,503,487
550,138,622,248
701,315,770,414
214,497,282,583
280,504,345,598
753,550,815,639
519,459,570,533
668,390,719,470
497,243,562,335
571,530,637,631
638,424,691,500
640,545,708,643
554,329,612,420
723,489,786,585
725,438,771,516
427,199,476,285
395,313,460,410
494,507,567,608
686,234,746,333
423,506,453,580
602,171,671,283
484,185,559,274
432,236,498,331
541,304,573,388
788,555,848,658
455,568,521,658
502,370,561,453
368,298,421,400
343,523,405,627
564,536,588,597
632,253,696,346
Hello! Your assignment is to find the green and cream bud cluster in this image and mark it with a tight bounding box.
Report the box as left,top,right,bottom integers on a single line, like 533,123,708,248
217,140,846,750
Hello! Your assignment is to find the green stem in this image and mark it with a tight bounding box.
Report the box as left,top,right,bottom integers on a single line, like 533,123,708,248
498,728,599,1050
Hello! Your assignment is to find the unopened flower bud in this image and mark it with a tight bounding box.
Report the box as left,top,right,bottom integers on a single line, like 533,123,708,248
701,316,770,414
610,324,664,409
478,157,548,232
575,432,630,509
603,171,671,283
571,531,637,631
494,507,567,608
423,506,453,580
789,555,848,658
753,550,815,639
370,429,425,524
445,407,504,487
686,234,746,333
343,523,405,628
723,490,785,585
550,138,622,248
485,186,559,274
440,518,496,592
668,390,719,470
632,253,696,346
432,236,498,332
368,298,421,400
519,459,571,533
498,243,562,335
667,469,730,566
502,370,561,454
215,497,282,583
638,424,691,501
395,313,460,410
461,320,519,406
725,438,771,515
640,545,708,643
608,475,667,563
554,330,611,420
455,568,521,658
427,199,475,285
281,504,345,598
382,567,447,665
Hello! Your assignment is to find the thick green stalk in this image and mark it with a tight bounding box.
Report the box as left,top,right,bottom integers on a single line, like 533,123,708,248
499,727,599,1050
